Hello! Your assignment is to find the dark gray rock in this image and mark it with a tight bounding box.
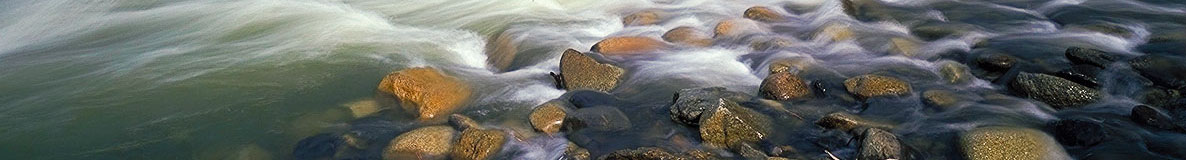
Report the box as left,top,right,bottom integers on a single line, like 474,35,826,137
1138,87,1182,108
668,87,750,126
857,128,902,160
1065,47,1117,68
599,147,680,160
1130,55,1186,90
293,133,344,160
570,106,632,131
1049,118,1108,146
1131,105,1183,132
1008,72,1101,109
1053,65,1102,88
977,53,1016,72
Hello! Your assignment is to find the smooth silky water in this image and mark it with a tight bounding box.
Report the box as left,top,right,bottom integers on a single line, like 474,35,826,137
1,0,1184,159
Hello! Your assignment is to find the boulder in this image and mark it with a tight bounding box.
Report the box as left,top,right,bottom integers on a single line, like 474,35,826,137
857,128,903,160
1064,47,1117,68
451,128,508,160
699,100,773,148
815,112,893,132
1049,118,1108,147
1131,105,1183,132
591,37,667,56
662,26,713,47
623,10,662,26
759,72,812,101
378,67,472,122
743,6,785,22
529,101,569,134
976,53,1016,72
960,126,1070,160
559,49,625,92
1129,55,1186,90
1008,72,1101,109
384,126,457,160
669,87,751,125
844,75,912,99
938,60,973,84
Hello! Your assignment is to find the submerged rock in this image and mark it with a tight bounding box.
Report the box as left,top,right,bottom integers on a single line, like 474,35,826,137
384,126,457,160
1008,72,1101,109
378,67,472,122
857,128,902,160
714,19,764,38
888,37,920,57
759,72,812,101
559,49,625,92
743,6,785,22
844,75,912,99
451,128,508,160
529,101,569,134
623,10,662,26
591,37,667,56
565,141,591,160
343,98,382,118
449,114,481,131
600,147,679,160
669,87,750,125
816,23,855,41
1131,105,1183,132
1049,118,1108,147
1129,55,1186,90
960,126,1070,160
938,60,973,84
571,106,632,131
293,133,343,160
975,53,1016,72
815,112,893,132
662,26,713,47
1064,47,1117,68
767,57,816,74
699,100,773,148
1052,65,1102,88
923,90,960,107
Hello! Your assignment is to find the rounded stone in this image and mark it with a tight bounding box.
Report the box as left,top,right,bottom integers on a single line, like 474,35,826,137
976,53,1016,72
858,128,902,160
559,49,625,92
451,128,508,160
384,126,457,160
938,60,973,84
759,72,812,101
844,75,912,99
669,87,751,125
960,126,1070,160
1049,118,1108,147
714,19,763,38
699,101,772,148
1008,72,1101,109
529,101,568,134
662,26,713,47
744,6,785,22
622,10,661,26
378,67,472,122
591,37,667,56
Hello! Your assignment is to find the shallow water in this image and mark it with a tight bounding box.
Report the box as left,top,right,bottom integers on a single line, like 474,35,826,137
1,0,1185,159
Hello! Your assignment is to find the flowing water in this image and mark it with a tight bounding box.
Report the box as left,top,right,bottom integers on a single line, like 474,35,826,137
1,0,1185,159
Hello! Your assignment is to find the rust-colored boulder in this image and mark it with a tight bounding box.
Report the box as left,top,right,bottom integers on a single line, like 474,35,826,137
378,67,472,122
559,49,625,92
662,26,713,47
744,6,786,22
591,36,667,56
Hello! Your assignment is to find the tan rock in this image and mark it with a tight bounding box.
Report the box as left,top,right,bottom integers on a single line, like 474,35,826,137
559,49,625,92
623,10,662,26
923,90,960,107
449,114,482,131
662,26,713,47
750,37,794,50
529,101,568,134
700,100,772,148
714,19,763,38
384,126,456,160
938,60,973,84
889,37,919,57
485,30,518,71
960,127,1070,160
817,23,854,41
759,72,812,101
343,98,381,118
767,57,816,74
744,6,786,22
815,112,893,132
378,67,472,122
451,128,508,160
591,36,667,56
844,74,911,99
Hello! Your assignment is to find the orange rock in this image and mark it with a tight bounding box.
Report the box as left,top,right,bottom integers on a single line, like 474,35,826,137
623,10,662,26
744,6,785,22
662,27,713,47
713,19,762,38
590,37,667,56
378,67,472,122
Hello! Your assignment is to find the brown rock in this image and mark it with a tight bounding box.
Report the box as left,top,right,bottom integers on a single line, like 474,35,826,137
662,26,713,47
486,30,518,71
759,72,812,100
889,37,919,57
559,49,625,92
529,101,568,134
960,126,1069,160
449,114,482,131
591,37,667,56
384,126,456,160
816,23,854,41
623,10,662,26
565,141,591,160
700,100,773,148
451,128,508,160
714,19,763,38
844,74,911,99
767,57,816,74
744,6,786,22
378,67,472,122
816,112,893,132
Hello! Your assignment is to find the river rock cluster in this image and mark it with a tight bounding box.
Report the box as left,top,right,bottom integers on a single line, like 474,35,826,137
288,2,1186,160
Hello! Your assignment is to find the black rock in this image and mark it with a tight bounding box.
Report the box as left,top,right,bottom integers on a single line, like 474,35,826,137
1130,55,1186,90
1131,105,1182,131
1065,47,1117,68
1049,118,1108,146
1139,87,1183,108
668,87,750,126
977,53,1016,72
1053,65,1103,88
1008,72,1102,109
857,128,902,160
569,106,632,131
293,133,344,160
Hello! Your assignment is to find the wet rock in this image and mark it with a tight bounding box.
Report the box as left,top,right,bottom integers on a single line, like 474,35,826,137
529,101,568,134
714,19,764,38
378,67,472,122
623,10,662,26
568,90,622,108
815,112,893,132
744,6,785,22
669,87,750,125
843,75,912,99
938,60,973,84
485,30,518,71
889,37,920,57
1131,105,1183,131
769,145,800,158
1064,47,1117,68
1129,55,1186,90
591,37,667,56
662,26,713,47
293,133,343,160
1075,23,1135,38
1049,118,1108,147
1008,72,1101,109
857,128,902,160
960,126,1070,160
451,128,508,160
816,23,854,41
384,126,456,160
231,144,274,160
911,22,980,40
343,98,382,118
1139,87,1182,108
923,90,960,107
975,53,1016,72
449,114,481,131
599,147,679,160
749,36,794,51
571,106,632,131
759,72,812,101
767,57,816,74
684,150,717,160
699,100,773,148
565,141,591,160
733,143,769,160
1052,65,1102,88
560,49,625,92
